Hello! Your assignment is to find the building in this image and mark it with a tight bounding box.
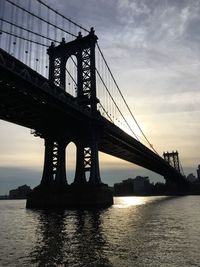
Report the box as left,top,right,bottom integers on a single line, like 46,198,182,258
9,185,32,199
114,176,151,195
186,173,197,183
114,178,134,196
133,176,150,194
0,195,9,200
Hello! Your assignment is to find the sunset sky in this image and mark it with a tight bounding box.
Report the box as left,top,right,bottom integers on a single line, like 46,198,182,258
0,0,200,194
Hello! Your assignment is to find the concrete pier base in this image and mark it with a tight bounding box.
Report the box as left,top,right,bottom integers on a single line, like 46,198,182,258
26,183,113,209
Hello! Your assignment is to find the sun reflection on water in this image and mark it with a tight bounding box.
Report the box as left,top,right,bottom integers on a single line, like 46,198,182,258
114,196,147,208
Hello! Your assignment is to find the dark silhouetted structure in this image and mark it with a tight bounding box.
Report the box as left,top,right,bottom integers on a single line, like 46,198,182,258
163,151,180,173
0,195,9,200
9,185,32,199
26,29,113,208
113,177,173,196
0,1,189,208
114,176,152,196
186,173,197,183
197,165,200,181
114,178,135,196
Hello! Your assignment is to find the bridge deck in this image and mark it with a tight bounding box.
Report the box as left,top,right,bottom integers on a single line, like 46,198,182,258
0,49,187,184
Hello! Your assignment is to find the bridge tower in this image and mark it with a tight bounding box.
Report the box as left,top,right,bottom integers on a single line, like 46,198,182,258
162,151,189,194
45,27,101,185
163,151,180,173
27,28,113,208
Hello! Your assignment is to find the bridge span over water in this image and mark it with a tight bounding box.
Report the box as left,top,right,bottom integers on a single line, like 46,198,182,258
0,0,188,207
0,48,186,184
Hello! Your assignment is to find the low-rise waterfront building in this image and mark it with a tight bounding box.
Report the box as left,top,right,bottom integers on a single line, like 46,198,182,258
9,185,32,199
186,173,197,183
114,176,151,195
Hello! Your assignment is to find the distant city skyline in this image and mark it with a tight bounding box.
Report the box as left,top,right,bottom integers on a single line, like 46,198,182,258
0,0,200,194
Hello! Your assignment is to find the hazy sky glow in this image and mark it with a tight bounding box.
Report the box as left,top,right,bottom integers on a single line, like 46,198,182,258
0,0,200,194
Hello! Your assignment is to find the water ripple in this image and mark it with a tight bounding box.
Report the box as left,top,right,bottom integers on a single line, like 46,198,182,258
0,196,200,266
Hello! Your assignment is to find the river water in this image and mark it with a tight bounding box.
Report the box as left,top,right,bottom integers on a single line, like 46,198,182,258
0,196,200,267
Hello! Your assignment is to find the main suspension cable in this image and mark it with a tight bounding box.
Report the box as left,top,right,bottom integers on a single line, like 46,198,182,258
1,30,48,47
0,18,59,44
5,0,77,38
97,43,159,155
36,0,90,33
3,0,158,154
96,68,140,141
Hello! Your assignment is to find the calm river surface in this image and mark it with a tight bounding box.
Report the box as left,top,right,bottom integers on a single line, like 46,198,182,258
0,196,200,267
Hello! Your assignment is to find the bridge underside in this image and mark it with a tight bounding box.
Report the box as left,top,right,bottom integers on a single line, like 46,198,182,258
0,48,189,207
0,63,187,182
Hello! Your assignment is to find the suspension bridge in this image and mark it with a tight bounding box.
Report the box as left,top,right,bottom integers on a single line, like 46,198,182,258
0,0,188,208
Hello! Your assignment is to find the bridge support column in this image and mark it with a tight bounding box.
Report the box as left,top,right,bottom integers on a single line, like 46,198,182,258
74,143,87,184
26,29,113,209
74,134,101,184
54,140,67,187
40,138,54,186
40,138,67,187
89,133,101,184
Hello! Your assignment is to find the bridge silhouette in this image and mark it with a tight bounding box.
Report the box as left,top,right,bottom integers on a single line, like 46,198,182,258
0,0,188,207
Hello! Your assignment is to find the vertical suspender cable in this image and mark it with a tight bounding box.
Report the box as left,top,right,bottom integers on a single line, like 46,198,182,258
97,44,159,154
21,1,26,63
37,0,42,74
25,0,31,65
0,0,6,47
29,0,33,68
15,0,21,60
45,4,50,78
37,0,89,33
11,2,17,56
8,1,13,54
55,10,58,42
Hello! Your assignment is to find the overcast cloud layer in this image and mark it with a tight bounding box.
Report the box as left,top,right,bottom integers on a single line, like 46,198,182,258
0,0,200,194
